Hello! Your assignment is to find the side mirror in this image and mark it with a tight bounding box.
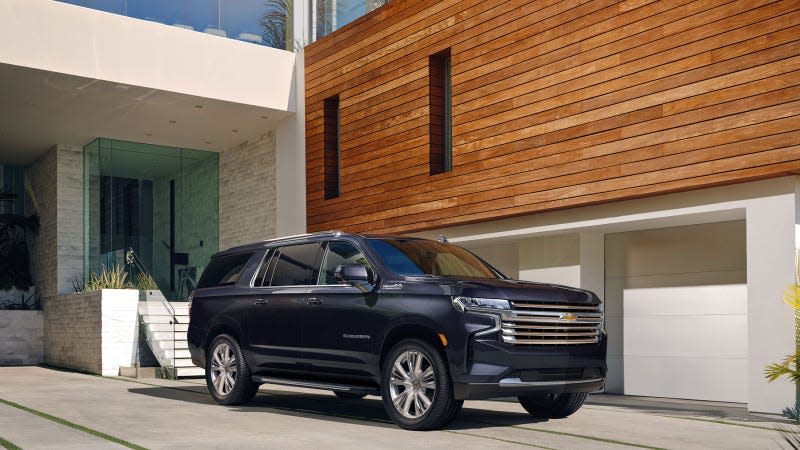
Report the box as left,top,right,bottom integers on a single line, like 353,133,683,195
335,264,377,293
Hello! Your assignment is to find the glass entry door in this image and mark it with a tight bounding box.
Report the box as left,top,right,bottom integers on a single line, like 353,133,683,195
84,139,219,301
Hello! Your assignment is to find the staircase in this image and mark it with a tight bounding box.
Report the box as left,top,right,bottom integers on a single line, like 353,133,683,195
139,292,204,378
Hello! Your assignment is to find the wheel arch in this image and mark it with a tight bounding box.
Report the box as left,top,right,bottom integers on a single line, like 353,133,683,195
379,321,449,374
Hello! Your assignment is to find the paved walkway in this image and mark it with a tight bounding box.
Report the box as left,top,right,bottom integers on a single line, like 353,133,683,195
0,366,796,449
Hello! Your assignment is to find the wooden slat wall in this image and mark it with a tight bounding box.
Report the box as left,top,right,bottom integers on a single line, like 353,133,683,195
304,0,800,234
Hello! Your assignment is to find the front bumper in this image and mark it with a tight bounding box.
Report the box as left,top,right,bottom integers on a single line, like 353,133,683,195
452,333,607,400
454,376,604,400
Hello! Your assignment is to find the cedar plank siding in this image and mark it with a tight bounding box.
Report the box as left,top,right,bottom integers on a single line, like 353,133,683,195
304,0,800,234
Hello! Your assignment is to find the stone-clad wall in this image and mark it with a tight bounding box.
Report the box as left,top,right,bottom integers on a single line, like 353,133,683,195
0,311,44,365
25,144,83,299
43,289,139,376
219,132,277,250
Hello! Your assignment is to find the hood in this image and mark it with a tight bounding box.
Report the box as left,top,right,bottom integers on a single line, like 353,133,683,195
396,278,600,304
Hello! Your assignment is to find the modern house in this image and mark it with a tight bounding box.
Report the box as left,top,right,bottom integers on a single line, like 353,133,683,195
0,0,798,415
303,0,800,415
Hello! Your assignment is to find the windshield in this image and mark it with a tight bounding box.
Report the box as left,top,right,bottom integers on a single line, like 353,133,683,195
367,238,502,279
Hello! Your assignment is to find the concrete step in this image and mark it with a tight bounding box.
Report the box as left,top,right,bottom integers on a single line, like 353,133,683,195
174,358,197,368
152,331,187,341
145,323,188,332
164,349,191,359
140,315,174,324
154,340,189,351
176,366,205,377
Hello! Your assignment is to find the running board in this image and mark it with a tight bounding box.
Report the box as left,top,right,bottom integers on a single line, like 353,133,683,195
251,376,380,396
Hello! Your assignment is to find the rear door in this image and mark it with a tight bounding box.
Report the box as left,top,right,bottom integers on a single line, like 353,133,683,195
246,242,322,375
303,240,385,382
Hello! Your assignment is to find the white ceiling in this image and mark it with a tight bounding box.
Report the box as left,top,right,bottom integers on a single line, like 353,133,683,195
0,62,291,166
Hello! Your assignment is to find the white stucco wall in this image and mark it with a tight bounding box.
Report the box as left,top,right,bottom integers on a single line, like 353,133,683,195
0,0,296,112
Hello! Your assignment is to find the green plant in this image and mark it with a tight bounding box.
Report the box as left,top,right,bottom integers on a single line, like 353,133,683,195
0,188,40,291
124,248,160,291
135,272,158,291
765,251,800,421
84,265,134,291
1,288,40,310
72,274,85,293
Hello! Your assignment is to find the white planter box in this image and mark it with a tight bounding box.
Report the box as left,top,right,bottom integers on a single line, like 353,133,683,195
0,310,44,365
44,289,139,376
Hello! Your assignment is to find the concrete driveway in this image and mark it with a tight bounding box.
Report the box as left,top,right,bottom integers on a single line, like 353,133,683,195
0,366,795,449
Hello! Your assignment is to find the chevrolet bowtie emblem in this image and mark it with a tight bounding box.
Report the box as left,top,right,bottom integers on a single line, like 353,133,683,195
560,313,578,322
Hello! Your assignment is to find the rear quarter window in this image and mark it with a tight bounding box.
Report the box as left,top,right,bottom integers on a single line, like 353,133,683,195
197,252,256,288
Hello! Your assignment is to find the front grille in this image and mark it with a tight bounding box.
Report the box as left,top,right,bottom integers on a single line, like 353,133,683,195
501,301,603,345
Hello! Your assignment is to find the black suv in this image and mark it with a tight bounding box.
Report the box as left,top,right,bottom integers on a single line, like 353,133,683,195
188,231,606,430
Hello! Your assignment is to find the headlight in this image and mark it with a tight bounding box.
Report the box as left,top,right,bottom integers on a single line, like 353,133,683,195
452,296,511,312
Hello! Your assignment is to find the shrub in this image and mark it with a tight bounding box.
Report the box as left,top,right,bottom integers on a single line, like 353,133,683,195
84,265,134,291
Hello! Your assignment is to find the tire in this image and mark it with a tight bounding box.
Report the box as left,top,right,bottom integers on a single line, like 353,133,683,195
518,392,588,418
380,339,462,430
205,334,259,405
334,391,367,400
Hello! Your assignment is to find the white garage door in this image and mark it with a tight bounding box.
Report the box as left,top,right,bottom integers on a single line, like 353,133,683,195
605,221,747,403
623,285,747,403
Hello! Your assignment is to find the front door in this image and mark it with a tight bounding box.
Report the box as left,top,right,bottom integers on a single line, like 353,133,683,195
303,240,384,383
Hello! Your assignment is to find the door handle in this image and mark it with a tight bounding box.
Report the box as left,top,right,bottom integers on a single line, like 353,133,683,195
306,297,323,305
253,298,268,305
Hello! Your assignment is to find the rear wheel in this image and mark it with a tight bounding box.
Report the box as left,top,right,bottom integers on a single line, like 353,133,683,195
205,334,259,405
380,339,462,430
518,392,587,418
334,391,367,399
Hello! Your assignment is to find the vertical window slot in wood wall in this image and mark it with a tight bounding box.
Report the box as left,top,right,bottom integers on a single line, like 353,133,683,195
323,95,340,199
429,49,451,175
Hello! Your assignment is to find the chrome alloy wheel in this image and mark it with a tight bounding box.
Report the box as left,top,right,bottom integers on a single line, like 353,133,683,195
389,350,437,419
210,342,237,396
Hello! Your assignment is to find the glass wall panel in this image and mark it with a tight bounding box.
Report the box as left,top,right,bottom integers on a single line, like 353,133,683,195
312,0,387,40
56,0,293,50
59,0,125,14
83,139,219,301
0,165,25,215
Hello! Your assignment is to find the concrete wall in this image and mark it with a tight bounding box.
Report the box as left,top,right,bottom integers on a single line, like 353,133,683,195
0,311,44,365
0,0,296,113
219,132,278,250
275,50,307,237
44,290,139,376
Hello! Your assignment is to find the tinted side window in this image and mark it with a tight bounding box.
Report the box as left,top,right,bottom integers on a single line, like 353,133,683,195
270,243,322,286
319,241,371,284
197,252,255,288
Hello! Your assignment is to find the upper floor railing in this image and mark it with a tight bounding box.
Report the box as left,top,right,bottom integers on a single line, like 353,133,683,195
57,0,391,50
56,0,294,50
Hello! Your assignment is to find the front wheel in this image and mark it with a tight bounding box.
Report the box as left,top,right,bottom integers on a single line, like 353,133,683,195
380,339,462,430
518,392,588,418
205,334,259,405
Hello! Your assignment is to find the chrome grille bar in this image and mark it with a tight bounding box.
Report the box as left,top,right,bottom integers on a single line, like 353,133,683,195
501,300,603,346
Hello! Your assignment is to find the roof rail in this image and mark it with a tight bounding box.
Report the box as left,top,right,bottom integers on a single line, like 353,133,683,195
259,230,344,244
